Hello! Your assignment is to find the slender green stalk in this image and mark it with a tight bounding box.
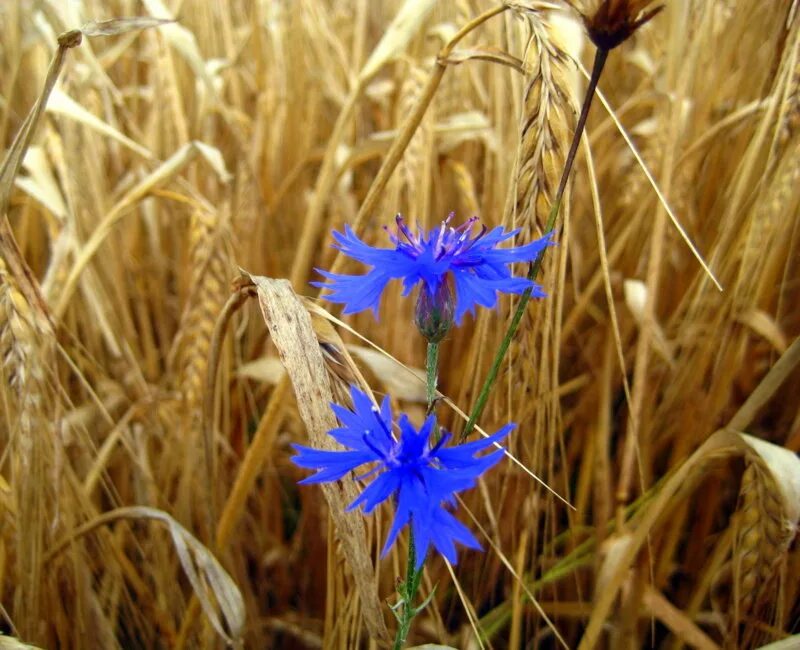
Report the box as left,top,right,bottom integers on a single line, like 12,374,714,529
393,532,423,650
392,338,439,648
425,341,440,413
461,47,609,441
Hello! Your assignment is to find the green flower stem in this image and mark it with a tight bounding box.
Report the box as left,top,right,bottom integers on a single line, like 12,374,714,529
393,531,423,650
393,339,440,649
425,341,440,414
461,46,609,441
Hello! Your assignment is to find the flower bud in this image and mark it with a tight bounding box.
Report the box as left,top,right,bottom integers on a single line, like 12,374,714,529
414,281,454,343
579,0,663,50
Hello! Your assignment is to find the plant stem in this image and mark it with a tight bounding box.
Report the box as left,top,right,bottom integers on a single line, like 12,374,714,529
393,337,441,648
461,47,609,441
393,530,422,650
425,341,440,413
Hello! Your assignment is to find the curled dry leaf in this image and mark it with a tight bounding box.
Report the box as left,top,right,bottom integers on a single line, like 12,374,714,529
346,344,427,403
582,429,800,650
237,357,285,384
46,506,244,646
0,636,44,650
359,0,437,82
248,274,390,643
80,16,175,37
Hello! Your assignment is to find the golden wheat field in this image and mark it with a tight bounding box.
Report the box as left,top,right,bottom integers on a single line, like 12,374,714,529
1,0,799,648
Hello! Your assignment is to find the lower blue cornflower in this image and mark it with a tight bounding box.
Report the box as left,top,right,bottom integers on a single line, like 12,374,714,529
291,385,512,569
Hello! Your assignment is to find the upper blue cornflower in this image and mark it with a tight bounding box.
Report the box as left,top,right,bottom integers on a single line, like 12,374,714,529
291,385,512,569
313,213,554,324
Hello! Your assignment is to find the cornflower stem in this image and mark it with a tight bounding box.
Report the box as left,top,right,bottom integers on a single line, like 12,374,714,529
393,531,423,650
425,341,440,414
393,337,440,648
461,46,609,441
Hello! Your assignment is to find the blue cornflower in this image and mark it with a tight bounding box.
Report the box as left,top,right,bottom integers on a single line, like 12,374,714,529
291,385,512,568
313,213,554,325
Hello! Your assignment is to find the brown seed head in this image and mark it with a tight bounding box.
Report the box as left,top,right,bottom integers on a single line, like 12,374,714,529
574,0,664,50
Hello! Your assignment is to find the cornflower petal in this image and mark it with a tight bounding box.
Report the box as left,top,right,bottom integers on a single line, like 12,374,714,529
434,425,513,468
314,215,554,323
291,445,376,484
347,470,401,513
430,507,482,565
381,475,416,557
291,385,512,568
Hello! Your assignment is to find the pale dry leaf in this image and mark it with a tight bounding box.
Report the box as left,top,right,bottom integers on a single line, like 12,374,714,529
623,278,647,321
237,357,285,384
248,274,390,643
16,146,67,220
754,635,800,650
436,111,496,153
81,16,174,37
641,585,719,650
194,141,233,183
737,309,788,353
141,0,217,96
595,533,634,595
0,636,44,650
47,88,154,160
359,0,437,82
739,434,800,525
442,47,525,72
346,344,426,403
45,506,244,645
164,513,245,645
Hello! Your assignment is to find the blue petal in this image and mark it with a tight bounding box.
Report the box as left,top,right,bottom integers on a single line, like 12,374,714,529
397,414,432,460
347,469,401,513
434,425,513,468
381,475,416,557
450,269,501,323
312,268,394,317
291,445,375,484
430,507,482,565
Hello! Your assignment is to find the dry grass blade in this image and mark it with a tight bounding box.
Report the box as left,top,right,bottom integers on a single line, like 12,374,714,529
249,274,390,644
579,426,800,649
45,506,245,647
0,636,43,650
358,0,438,83
46,89,154,159
80,16,175,36
54,141,230,317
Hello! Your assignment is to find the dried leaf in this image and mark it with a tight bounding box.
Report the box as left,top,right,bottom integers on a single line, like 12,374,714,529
737,308,788,353
248,275,390,643
0,636,44,650
237,357,285,384
81,16,174,37
740,434,800,524
16,146,67,220
141,0,217,96
47,89,154,160
359,0,437,82
46,507,244,645
436,111,495,153
346,344,426,403
641,586,719,650
442,47,524,73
